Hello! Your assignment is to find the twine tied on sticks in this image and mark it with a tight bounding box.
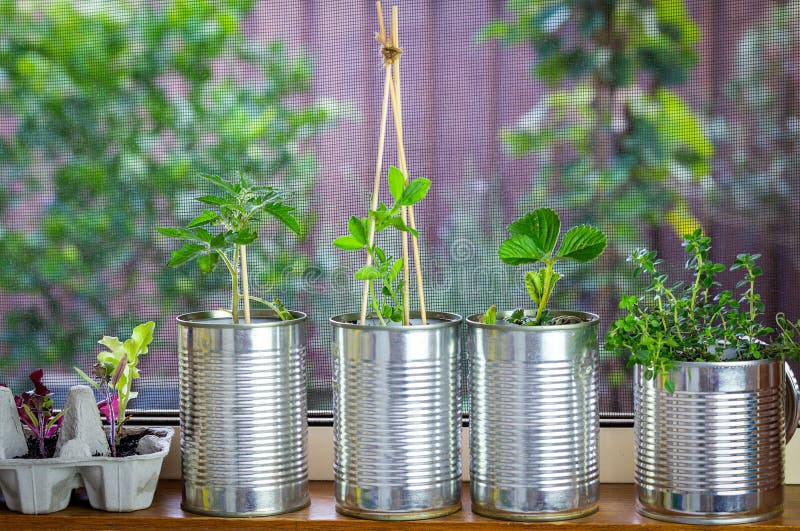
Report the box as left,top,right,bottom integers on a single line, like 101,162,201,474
375,33,402,65
358,2,427,327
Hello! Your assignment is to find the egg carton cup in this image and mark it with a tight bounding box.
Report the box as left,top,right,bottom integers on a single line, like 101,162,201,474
0,426,173,514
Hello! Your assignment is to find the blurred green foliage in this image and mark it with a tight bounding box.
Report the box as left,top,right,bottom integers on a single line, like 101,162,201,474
0,0,338,379
718,1,800,251
481,0,713,311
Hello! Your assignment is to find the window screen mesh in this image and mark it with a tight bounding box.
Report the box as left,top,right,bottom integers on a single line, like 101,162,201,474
0,0,798,419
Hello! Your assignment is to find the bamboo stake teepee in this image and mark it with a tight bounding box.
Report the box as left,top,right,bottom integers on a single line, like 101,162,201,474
359,2,427,326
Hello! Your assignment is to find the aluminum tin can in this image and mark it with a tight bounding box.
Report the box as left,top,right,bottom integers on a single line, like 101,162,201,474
635,359,800,525
330,311,463,520
178,310,309,517
467,310,600,521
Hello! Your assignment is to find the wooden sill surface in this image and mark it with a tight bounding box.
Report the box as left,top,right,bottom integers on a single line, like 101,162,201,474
2,481,800,530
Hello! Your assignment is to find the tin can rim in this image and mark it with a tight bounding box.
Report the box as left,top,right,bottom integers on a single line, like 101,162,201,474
177,309,307,328
466,309,599,330
666,358,783,368
330,311,462,330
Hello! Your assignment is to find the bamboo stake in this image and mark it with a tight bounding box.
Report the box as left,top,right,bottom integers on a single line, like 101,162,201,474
240,245,251,324
388,6,427,325
390,7,411,326
359,67,393,326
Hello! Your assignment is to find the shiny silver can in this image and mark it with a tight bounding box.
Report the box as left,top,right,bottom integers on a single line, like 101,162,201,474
330,312,463,521
467,310,600,521
635,359,800,525
178,310,309,517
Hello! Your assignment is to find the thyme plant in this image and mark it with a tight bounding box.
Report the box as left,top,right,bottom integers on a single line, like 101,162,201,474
158,173,300,322
606,229,800,391
482,208,606,326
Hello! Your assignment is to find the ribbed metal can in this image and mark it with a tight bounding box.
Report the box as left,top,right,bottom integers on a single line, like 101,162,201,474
467,310,600,521
178,310,309,517
634,359,800,525
330,311,463,521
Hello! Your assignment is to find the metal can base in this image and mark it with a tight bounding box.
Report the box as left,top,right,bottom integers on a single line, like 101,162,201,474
472,502,598,522
181,499,310,518
637,504,783,526
336,503,461,521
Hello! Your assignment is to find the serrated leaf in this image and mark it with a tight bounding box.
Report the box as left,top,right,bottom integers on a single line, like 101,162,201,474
197,252,219,273
399,178,431,206
348,216,367,244
555,225,606,262
388,166,406,202
525,270,547,304
261,202,302,235
507,208,561,255
333,236,365,250
167,243,206,267
187,210,219,228
193,227,214,243
199,173,236,194
497,235,545,265
229,228,258,245
195,194,235,206
355,265,382,280
156,227,203,242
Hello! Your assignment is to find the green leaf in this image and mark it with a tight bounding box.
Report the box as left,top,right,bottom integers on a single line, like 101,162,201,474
199,173,236,194
193,228,214,243
388,166,406,202
389,258,404,282
156,227,203,242
47,408,66,429
525,270,546,305
195,195,235,206
229,228,258,245
98,335,124,354
22,404,38,428
261,202,302,235
389,216,418,237
130,321,155,356
197,252,219,273
187,210,219,228
398,178,431,206
555,225,607,262
348,216,367,244
355,266,382,280
497,235,545,265
480,305,497,325
73,367,100,390
333,236,365,250
507,208,561,256
167,243,206,268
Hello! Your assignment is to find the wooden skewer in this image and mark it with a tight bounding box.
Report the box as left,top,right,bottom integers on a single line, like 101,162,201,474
388,6,427,325
389,6,411,327
240,245,251,324
359,66,393,326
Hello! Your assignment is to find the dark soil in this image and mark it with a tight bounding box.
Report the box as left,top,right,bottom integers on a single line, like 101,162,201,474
21,435,58,459
114,430,147,457
16,430,151,459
